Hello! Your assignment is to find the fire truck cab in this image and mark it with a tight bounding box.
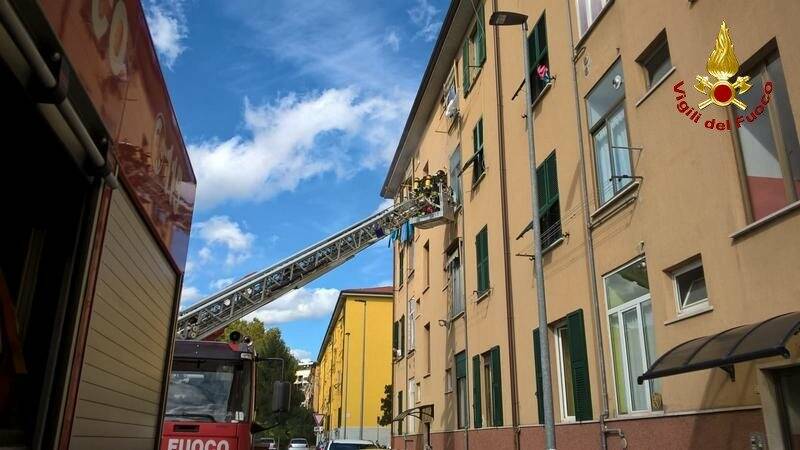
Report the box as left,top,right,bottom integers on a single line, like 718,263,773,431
162,333,277,450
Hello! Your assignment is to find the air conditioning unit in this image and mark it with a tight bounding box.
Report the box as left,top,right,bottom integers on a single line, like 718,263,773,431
393,348,402,359
444,97,459,119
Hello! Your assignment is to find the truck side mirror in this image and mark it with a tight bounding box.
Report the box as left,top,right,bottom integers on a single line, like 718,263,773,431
272,381,291,413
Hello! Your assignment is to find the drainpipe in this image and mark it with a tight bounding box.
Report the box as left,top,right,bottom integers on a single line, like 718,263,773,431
490,1,521,449
563,1,615,449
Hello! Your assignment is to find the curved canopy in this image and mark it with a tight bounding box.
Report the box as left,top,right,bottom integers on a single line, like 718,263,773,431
638,311,800,384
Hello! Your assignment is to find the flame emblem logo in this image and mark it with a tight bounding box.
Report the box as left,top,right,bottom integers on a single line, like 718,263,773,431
694,21,751,109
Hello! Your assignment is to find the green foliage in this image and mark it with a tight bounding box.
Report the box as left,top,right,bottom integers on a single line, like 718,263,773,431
377,384,393,427
222,319,315,445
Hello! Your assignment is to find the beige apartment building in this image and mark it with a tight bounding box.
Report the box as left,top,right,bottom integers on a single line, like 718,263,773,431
381,1,800,449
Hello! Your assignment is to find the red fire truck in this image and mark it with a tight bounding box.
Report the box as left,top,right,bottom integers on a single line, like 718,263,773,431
161,333,290,450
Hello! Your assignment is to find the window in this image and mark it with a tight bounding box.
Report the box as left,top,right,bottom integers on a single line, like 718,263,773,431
671,259,708,312
461,2,486,95
588,60,633,205
637,31,672,88
537,152,561,248
576,0,611,36
551,310,593,422
528,13,549,104
447,246,465,317
393,316,406,358
475,226,490,295
443,69,458,118
465,118,486,185
455,352,468,429
734,50,800,222
449,147,463,205
423,241,430,289
398,248,405,286
472,347,503,428
605,258,661,414
415,381,421,404
408,299,416,351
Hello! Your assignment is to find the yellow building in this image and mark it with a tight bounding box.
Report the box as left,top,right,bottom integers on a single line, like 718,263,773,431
313,287,394,445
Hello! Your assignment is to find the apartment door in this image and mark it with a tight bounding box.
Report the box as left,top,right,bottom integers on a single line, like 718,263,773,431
775,366,800,449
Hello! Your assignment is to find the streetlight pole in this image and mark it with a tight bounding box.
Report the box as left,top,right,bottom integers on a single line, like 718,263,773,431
356,299,367,440
489,11,557,450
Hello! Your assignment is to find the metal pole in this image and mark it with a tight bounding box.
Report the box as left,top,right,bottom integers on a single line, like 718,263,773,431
344,332,350,439
520,21,557,450
358,300,367,439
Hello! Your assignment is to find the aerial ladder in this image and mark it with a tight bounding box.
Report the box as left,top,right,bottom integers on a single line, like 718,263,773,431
176,171,454,340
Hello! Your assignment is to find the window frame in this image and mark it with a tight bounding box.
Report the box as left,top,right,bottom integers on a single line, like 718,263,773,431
455,351,468,429
731,49,800,223
637,30,672,89
527,12,550,104
462,2,486,96
449,147,463,206
591,102,633,206
398,247,405,287
670,258,709,313
576,0,612,37
537,151,561,249
555,324,576,422
470,117,486,185
447,246,465,318
604,258,657,415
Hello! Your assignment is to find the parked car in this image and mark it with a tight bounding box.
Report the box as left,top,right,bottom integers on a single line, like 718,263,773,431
324,439,380,450
289,438,310,449
253,436,278,450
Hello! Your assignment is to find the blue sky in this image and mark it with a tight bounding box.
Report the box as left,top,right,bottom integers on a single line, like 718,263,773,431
145,0,446,361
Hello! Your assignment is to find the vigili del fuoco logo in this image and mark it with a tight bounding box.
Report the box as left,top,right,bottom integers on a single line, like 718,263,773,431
672,21,773,131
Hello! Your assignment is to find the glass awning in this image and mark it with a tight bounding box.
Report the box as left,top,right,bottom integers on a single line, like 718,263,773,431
638,311,800,384
393,404,434,422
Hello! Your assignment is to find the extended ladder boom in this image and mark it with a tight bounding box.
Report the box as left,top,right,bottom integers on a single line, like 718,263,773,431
178,175,452,340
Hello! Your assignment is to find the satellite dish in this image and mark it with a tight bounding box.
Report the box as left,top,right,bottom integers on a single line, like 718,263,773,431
612,74,623,90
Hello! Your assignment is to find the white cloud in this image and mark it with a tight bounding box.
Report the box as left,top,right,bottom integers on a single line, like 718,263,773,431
384,30,401,52
408,0,441,42
194,216,256,265
245,287,339,325
189,88,408,209
144,0,187,69
210,277,235,291
290,348,314,362
180,285,203,306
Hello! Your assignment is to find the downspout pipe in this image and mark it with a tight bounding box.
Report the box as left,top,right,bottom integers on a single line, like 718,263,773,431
490,1,521,449
563,2,614,449
0,0,119,190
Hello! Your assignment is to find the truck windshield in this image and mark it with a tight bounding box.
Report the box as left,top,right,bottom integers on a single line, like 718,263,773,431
165,359,251,423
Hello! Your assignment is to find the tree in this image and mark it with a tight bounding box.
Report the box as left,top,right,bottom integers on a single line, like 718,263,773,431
377,384,393,427
222,319,315,446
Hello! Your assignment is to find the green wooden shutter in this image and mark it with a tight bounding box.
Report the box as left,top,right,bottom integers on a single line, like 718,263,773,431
462,40,471,94
456,352,467,378
533,329,544,424
567,309,593,421
476,3,486,66
490,346,503,426
537,153,558,216
397,391,403,434
475,227,489,293
472,355,482,428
